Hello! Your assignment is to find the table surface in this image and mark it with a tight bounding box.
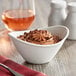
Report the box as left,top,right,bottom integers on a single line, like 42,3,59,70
0,0,76,76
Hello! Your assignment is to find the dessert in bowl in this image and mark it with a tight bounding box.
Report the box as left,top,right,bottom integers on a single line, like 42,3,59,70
8,25,69,64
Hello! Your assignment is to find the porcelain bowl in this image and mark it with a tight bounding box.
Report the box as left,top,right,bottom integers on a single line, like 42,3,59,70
8,25,69,64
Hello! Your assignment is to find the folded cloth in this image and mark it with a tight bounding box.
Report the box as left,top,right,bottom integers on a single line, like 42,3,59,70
0,55,47,76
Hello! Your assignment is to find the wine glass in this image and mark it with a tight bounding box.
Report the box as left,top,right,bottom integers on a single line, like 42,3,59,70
2,0,35,31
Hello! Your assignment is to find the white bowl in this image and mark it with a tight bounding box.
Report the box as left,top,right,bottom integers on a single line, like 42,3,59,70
8,25,69,64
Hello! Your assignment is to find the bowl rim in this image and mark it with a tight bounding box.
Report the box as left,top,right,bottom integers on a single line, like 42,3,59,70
8,25,69,47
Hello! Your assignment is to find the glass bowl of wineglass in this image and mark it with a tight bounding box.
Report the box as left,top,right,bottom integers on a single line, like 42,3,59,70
2,0,35,31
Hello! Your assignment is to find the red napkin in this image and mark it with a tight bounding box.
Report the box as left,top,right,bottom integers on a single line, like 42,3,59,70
0,55,47,76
